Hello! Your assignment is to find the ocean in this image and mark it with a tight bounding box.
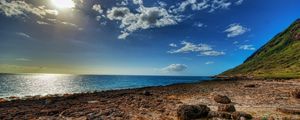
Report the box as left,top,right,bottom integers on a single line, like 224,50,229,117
0,74,213,98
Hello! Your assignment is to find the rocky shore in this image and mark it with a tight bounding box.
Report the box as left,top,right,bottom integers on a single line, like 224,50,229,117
0,79,300,120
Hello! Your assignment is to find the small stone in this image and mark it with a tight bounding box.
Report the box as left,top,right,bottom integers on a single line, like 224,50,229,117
217,104,236,112
214,94,231,104
177,104,210,120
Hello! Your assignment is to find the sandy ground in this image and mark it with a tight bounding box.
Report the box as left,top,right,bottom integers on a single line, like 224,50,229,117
0,79,300,120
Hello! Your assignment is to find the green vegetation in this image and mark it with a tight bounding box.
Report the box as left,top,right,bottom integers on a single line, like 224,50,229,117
221,19,300,79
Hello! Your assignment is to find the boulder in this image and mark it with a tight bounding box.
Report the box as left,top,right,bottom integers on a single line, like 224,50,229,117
231,112,252,120
177,104,210,120
214,94,231,104
217,104,236,112
207,111,231,119
291,89,300,99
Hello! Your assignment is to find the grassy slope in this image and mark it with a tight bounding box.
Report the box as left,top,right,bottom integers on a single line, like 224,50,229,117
221,19,300,79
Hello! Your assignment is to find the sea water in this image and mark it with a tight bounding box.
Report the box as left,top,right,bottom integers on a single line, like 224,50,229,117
0,74,213,98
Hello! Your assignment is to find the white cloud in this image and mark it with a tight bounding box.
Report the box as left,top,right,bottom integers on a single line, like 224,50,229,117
224,23,249,37
194,22,205,28
239,45,255,50
118,31,130,39
61,21,78,27
174,0,197,12
200,50,225,56
133,0,143,5
107,7,131,20
96,16,102,21
168,41,225,56
209,0,231,12
36,21,49,25
101,0,244,39
170,0,239,13
233,41,239,44
16,58,31,62
109,6,181,39
158,1,167,7
92,4,103,14
205,61,214,64
235,0,244,5
16,32,31,38
117,0,129,6
168,41,212,53
169,43,177,47
0,0,57,18
170,0,211,13
161,64,187,72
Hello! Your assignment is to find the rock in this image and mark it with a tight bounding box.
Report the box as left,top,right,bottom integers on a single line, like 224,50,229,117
88,100,100,104
277,107,300,115
0,98,7,103
231,112,252,120
177,104,210,120
291,89,300,99
207,111,231,119
244,84,256,88
214,94,231,104
87,113,103,120
8,96,19,100
143,90,151,96
217,104,236,112
44,99,52,105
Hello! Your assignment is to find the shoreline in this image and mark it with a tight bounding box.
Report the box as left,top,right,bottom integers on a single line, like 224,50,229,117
0,79,214,100
1,79,300,119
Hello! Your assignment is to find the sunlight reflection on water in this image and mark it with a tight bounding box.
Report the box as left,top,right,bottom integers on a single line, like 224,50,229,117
0,74,212,98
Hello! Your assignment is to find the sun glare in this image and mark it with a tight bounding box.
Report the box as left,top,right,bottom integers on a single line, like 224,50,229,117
51,0,75,9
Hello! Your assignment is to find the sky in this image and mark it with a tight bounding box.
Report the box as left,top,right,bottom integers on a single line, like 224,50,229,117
0,0,300,76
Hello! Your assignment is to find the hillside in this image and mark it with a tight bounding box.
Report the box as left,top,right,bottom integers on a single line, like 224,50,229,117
221,19,300,79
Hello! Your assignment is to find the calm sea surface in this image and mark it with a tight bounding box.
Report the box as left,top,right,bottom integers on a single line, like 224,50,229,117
0,74,213,98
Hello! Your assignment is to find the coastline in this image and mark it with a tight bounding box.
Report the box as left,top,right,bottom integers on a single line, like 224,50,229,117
1,79,300,119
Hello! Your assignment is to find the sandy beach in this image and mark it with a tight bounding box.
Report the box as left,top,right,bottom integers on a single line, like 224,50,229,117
0,79,300,120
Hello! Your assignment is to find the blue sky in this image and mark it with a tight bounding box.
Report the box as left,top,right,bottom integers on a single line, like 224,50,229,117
0,0,299,75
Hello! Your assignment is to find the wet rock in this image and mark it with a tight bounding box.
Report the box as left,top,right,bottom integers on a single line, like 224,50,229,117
143,90,151,96
207,111,231,119
177,104,210,120
291,89,300,99
231,111,252,120
214,94,231,104
217,104,236,112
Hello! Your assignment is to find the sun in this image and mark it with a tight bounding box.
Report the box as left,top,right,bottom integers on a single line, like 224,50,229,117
51,0,75,9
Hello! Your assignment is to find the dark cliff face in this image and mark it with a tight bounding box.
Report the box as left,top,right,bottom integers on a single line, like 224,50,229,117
221,19,300,79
